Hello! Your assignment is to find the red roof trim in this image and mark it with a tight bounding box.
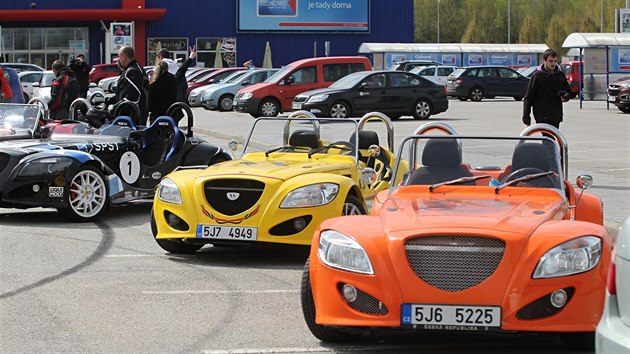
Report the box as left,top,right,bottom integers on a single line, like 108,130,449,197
0,8,166,22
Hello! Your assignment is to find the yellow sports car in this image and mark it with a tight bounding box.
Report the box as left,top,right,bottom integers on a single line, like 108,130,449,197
151,111,403,253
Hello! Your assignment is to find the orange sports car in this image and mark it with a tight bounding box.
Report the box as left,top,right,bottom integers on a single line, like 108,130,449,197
302,122,612,351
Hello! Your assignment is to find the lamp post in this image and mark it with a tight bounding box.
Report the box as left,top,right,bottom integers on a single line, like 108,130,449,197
508,0,511,43
437,0,441,43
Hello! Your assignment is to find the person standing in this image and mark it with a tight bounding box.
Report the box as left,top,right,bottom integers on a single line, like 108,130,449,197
156,48,178,75
522,48,575,129
68,54,92,99
110,46,149,125
0,66,12,103
148,60,176,120
48,60,79,120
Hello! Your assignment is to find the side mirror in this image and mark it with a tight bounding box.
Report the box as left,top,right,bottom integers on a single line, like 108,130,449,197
241,80,249,86
228,139,239,152
285,76,294,85
360,82,369,90
32,82,40,87
89,82,97,88
361,168,377,188
368,144,381,158
576,174,593,190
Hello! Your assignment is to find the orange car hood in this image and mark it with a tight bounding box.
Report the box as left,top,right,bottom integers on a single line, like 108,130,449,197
378,186,566,235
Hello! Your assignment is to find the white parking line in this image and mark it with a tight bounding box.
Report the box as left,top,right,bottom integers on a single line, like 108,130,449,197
142,289,299,295
105,254,167,257
201,345,421,353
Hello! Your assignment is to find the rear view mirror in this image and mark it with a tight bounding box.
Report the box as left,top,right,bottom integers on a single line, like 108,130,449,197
285,76,294,85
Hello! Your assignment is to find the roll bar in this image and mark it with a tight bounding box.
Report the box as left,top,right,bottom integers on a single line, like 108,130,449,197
520,123,568,177
113,101,141,125
27,97,49,120
283,110,320,145
409,122,458,166
68,98,92,121
357,112,394,152
166,102,194,137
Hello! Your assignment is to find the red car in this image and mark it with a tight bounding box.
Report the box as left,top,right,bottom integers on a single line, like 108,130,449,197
89,63,121,84
187,67,245,95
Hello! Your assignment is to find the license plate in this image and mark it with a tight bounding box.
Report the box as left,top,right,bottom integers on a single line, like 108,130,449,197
196,225,257,241
401,304,501,329
608,95,616,102
48,186,64,197
292,102,302,110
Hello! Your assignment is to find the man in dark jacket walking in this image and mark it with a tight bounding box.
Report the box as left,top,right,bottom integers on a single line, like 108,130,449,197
522,48,575,129
68,53,92,98
48,60,79,120
110,46,149,125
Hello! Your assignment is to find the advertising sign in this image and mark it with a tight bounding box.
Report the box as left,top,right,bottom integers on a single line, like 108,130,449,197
465,54,484,66
611,47,630,71
441,54,458,66
621,9,630,32
238,0,370,32
517,54,532,66
489,54,511,66
110,22,133,53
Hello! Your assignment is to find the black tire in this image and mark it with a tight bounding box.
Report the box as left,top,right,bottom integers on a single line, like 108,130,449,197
150,210,203,254
513,96,523,101
560,332,595,351
300,258,362,342
57,165,108,222
457,96,468,101
258,98,280,117
342,194,366,215
329,101,350,118
469,87,484,102
218,94,235,111
412,99,432,120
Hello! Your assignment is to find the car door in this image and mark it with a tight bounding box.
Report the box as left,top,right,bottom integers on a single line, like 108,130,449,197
386,72,416,113
436,67,455,86
277,66,318,111
351,73,388,114
21,73,42,98
497,68,527,96
477,67,501,96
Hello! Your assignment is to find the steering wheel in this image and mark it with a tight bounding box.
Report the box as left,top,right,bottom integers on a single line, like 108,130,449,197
329,140,355,154
502,167,557,188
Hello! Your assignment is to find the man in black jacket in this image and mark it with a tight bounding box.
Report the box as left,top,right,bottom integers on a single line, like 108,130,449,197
68,54,92,98
522,48,575,129
48,60,79,120
110,46,149,125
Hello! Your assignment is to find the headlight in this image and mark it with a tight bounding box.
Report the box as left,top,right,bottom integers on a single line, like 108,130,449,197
533,236,602,278
157,178,182,205
318,230,373,274
240,92,253,100
18,156,74,176
280,183,338,208
307,94,329,103
622,83,630,88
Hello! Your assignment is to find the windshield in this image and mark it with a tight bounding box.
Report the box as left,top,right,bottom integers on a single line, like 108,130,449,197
448,68,466,78
328,72,365,89
264,65,294,83
224,71,248,83
392,135,564,192
0,103,42,136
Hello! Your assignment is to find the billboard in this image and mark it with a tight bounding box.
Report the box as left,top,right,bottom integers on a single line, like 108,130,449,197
238,0,370,32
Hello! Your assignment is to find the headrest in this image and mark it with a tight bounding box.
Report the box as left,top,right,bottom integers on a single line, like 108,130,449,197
111,116,137,129
85,108,113,128
512,142,556,172
422,138,462,168
350,130,380,150
289,129,319,149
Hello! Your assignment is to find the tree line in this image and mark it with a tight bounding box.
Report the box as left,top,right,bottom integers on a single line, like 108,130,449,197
414,0,626,54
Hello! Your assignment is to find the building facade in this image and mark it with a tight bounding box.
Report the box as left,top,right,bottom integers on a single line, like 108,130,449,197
0,0,413,69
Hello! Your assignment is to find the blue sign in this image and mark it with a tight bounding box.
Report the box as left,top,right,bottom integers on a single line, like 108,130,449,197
489,54,511,66
612,47,630,71
238,0,370,32
464,54,484,66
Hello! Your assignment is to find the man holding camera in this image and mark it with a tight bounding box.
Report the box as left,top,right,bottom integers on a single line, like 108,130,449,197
68,54,92,99
522,48,575,129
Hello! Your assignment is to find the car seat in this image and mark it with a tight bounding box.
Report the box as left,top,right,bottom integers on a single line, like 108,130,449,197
502,141,561,188
288,129,320,150
140,116,181,166
99,115,137,137
408,138,473,185
349,130,380,163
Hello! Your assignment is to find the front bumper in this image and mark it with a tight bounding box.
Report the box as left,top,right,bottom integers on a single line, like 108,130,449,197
298,102,330,116
188,94,202,107
233,97,262,115
446,85,467,97
596,294,630,353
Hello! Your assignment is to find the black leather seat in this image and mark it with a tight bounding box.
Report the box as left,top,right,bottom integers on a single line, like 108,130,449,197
288,129,320,149
408,138,473,185
140,116,181,166
504,142,561,188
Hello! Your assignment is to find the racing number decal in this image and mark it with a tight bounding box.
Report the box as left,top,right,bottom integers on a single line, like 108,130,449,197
119,152,141,184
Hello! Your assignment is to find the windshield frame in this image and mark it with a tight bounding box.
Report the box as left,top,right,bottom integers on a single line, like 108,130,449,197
0,103,43,137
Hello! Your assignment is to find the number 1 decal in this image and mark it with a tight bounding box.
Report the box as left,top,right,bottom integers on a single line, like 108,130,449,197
119,152,141,184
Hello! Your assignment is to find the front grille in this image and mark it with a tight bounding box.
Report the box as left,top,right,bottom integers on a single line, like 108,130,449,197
338,283,389,315
293,95,308,103
608,89,620,96
234,93,243,99
204,179,265,216
405,235,505,292
0,153,10,174
516,287,575,320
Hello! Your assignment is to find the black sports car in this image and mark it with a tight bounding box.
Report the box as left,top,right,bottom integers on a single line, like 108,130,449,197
0,103,231,221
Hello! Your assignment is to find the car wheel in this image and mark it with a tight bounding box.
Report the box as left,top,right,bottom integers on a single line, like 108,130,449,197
258,98,280,117
150,210,203,254
560,332,595,351
301,258,363,342
412,99,432,120
342,195,366,215
457,96,468,101
617,106,630,113
513,96,523,101
57,165,108,222
469,87,484,102
329,101,350,118
218,94,234,111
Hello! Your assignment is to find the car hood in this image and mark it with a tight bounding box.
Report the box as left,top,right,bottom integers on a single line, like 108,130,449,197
377,187,566,236
0,134,126,155
237,82,273,95
297,88,345,98
197,157,351,181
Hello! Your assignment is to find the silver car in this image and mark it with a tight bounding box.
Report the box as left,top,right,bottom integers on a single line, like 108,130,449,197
33,70,105,104
596,216,630,353
188,70,247,107
410,65,458,86
18,71,43,101
201,69,279,111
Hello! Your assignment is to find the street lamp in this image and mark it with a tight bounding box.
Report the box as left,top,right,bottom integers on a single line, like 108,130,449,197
437,0,441,43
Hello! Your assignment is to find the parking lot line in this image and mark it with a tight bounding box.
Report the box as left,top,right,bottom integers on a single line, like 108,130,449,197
142,289,300,295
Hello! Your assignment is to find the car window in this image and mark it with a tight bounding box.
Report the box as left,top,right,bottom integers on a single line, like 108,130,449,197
291,66,317,84
421,67,435,76
466,68,479,77
449,68,467,78
562,65,572,75
478,68,497,78
323,63,365,82
389,73,413,87
437,67,454,76
498,68,519,79
362,73,386,88
248,71,268,84
41,72,55,87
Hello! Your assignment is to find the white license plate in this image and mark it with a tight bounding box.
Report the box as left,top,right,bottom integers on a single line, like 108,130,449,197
48,186,64,197
401,304,501,329
292,102,302,110
608,95,616,102
196,225,257,241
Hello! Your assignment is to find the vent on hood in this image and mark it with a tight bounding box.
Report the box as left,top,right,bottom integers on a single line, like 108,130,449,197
204,179,265,216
